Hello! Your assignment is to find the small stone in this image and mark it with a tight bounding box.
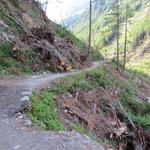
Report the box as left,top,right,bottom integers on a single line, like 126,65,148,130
16,113,24,119
20,96,30,102
147,97,150,104
64,110,68,113
13,145,20,150
24,119,32,127
20,96,32,110
21,91,32,96
49,137,54,140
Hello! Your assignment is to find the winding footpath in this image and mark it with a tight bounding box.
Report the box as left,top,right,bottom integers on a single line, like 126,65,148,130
0,62,105,150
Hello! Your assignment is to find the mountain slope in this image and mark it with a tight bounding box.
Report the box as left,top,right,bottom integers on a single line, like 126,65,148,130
67,0,150,82
0,0,90,77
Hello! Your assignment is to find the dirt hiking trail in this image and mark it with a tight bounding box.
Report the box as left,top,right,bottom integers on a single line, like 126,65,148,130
0,62,105,150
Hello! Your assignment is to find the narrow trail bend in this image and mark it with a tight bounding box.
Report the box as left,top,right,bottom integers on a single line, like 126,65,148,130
0,61,105,150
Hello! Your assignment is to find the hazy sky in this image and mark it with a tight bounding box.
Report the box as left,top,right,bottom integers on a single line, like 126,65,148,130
39,0,88,22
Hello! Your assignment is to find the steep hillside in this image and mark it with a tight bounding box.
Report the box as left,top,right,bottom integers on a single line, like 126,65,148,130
68,0,150,82
0,0,90,77
71,0,150,50
127,39,150,84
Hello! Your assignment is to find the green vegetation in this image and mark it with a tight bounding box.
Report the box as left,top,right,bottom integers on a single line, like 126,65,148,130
29,92,64,130
127,16,150,50
126,52,150,83
28,67,110,130
120,85,150,128
70,123,85,134
0,43,13,58
55,24,103,60
0,7,22,34
55,24,86,50
51,67,109,94
71,0,150,81
0,42,32,77
72,0,150,52
28,64,150,133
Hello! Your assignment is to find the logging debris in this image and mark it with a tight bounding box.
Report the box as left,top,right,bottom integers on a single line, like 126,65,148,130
12,26,91,72
57,87,126,139
56,87,150,149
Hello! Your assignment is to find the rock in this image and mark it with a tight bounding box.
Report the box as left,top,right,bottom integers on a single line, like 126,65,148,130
24,119,32,127
20,96,31,110
20,96,30,102
64,109,68,113
21,91,32,96
147,97,150,104
13,145,20,150
43,71,47,75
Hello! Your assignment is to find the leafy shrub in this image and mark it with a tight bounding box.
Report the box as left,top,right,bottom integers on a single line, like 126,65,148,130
0,43,13,58
86,68,109,87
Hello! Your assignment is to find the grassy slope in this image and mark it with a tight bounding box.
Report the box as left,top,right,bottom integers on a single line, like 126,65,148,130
0,42,33,78
126,39,150,83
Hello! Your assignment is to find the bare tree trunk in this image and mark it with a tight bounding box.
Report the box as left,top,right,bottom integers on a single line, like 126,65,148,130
123,3,128,72
88,0,92,53
116,0,120,71
44,0,48,13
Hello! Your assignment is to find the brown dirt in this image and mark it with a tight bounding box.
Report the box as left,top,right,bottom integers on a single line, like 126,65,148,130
56,87,129,140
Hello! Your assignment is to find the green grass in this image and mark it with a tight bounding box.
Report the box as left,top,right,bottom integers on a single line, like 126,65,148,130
120,85,150,129
0,42,13,58
51,67,109,94
0,6,22,34
0,42,32,77
127,58,150,83
29,91,64,131
70,123,86,134
128,112,150,129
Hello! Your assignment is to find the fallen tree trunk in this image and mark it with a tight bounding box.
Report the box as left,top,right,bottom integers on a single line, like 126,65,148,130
117,100,135,129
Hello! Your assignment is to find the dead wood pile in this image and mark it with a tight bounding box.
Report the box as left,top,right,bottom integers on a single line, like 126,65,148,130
57,88,128,139
18,26,91,72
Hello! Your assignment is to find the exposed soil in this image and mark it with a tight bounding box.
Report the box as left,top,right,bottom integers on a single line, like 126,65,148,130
56,87,130,149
